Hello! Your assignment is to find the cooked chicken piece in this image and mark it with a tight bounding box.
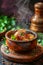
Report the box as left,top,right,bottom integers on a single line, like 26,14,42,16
14,29,26,37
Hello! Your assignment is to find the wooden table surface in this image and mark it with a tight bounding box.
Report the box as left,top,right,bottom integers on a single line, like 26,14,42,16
0,40,43,65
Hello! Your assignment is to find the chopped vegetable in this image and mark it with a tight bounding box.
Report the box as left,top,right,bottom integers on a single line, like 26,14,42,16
20,32,24,36
5,50,10,54
11,35,16,40
11,29,34,41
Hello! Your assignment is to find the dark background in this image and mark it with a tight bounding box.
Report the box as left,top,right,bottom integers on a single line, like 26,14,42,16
0,0,43,16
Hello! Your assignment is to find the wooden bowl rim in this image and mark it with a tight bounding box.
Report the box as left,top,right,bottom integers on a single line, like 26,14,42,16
5,29,37,43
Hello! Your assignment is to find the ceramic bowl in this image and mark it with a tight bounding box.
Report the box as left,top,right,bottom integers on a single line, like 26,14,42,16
5,29,37,52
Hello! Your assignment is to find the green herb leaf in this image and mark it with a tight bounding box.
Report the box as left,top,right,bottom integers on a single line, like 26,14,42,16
37,39,41,43
5,50,10,54
11,35,16,40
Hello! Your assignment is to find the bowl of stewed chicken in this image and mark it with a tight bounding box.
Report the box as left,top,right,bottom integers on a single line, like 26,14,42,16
5,29,37,52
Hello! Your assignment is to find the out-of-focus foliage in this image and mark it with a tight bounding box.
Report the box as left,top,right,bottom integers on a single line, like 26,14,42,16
0,15,22,33
37,33,43,46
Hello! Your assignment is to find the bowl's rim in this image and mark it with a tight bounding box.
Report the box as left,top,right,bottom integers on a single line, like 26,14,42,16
5,29,37,43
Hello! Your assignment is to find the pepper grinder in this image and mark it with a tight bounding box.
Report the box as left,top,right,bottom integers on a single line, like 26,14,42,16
30,2,43,33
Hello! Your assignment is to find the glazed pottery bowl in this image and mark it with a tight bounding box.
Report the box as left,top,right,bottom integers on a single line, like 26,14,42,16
5,29,37,52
